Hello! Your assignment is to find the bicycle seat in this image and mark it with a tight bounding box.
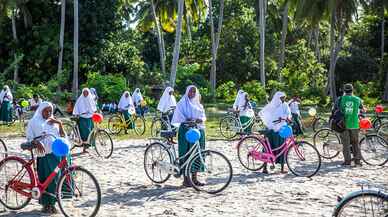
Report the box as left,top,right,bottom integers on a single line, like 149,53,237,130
160,130,176,138
20,142,36,150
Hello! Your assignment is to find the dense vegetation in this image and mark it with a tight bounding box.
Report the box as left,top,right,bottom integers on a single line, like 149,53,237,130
0,0,386,107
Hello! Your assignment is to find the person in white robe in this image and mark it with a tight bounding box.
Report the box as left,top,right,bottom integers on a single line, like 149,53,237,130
118,91,135,132
73,88,97,142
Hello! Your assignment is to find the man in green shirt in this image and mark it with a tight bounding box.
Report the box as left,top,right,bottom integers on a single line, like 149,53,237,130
337,84,364,166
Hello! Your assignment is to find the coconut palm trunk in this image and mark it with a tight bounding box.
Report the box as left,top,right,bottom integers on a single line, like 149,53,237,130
278,0,289,80
151,0,166,75
11,9,19,82
57,0,66,85
169,0,184,87
209,0,224,97
259,0,265,86
72,0,79,95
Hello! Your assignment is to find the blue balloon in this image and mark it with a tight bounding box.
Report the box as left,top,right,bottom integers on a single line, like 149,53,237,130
52,138,70,157
185,129,201,143
278,125,293,139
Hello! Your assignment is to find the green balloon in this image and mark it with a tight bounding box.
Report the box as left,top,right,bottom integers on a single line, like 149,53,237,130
21,100,29,108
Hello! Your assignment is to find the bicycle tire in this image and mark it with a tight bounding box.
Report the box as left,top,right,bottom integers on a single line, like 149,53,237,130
94,129,114,159
187,150,233,194
108,115,123,135
143,142,173,184
0,139,7,158
237,136,267,171
312,117,324,132
333,190,388,217
286,141,321,178
359,134,388,166
134,116,146,136
0,156,33,210
150,118,169,137
377,122,388,140
219,115,238,140
57,166,101,217
312,128,341,159
372,118,383,130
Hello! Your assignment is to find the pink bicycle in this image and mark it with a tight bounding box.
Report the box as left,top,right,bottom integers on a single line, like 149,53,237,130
237,125,321,177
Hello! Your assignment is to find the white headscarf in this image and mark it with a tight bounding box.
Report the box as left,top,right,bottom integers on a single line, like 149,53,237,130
0,85,13,103
132,88,143,105
26,102,60,154
259,91,291,132
172,85,206,129
238,92,254,117
157,87,177,113
90,88,98,102
233,90,245,110
118,91,135,114
73,88,97,118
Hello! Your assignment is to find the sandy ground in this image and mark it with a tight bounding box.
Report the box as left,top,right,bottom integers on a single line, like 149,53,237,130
0,136,387,217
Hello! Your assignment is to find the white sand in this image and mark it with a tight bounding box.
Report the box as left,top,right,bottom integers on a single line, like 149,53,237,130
0,136,387,217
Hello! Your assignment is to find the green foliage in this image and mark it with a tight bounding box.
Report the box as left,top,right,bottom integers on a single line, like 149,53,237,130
353,81,381,106
242,80,267,104
216,81,237,103
175,63,210,96
84,72,127,103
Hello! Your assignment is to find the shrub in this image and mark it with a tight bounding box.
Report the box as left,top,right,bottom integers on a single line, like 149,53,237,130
84,72,127,103
216,81,237,103
242,80,267,104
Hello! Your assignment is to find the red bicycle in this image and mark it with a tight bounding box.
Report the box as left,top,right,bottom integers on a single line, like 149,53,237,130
0,134,101,217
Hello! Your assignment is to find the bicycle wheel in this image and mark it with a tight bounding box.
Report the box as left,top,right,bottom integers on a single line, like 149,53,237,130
0,139,7,159
133,116,146,136
219,116,238,139
372,118,382,130
188,150,233,194
143,142,173,184
333,190,388,217
108,115,123,135
93,130,114,159
286,141,321,177
57,166,101,217
150,118,169,137
312,117,327,132
313,128,341,159
359,134,388,166
377,123,388,141
0,157,33,210
237,136,267,171
251,119,265,134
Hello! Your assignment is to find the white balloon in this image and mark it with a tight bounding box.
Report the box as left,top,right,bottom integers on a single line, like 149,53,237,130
308,108,317,117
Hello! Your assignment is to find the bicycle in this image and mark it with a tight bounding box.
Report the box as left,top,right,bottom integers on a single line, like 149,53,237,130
313,128,388,166
371,111,387,130
377,122,388,140
108,111,146,136
333,182,387,217
144,121,233,194
301,113,328,132
150,109,175,137
0,134,101,217
0,138,7,159
219,108,264,140
236,120,322,177
64,115,113,159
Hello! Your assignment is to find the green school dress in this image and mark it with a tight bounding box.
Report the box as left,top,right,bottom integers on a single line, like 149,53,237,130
178,124,206,174
240,116,253,134
78,117,94,142
264,129,285,164
291,113,303,135
122,110,134,129
37,153,61,206
0,101,12,122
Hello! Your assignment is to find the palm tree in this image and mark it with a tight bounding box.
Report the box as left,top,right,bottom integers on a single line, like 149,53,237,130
209,0,224,97
150,0,166,75
169,0,184,87
259,0,266,86
57,0,66,86
278,0,289,79
72,0,79,95
11,8,19,82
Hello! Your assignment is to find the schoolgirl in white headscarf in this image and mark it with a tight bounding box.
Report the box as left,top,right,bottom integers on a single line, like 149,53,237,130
118,91,135,114
259,91,291,132
233,90,245,110
73,88,97,118
26,101,65,213
236,92,255,118
132,88,143,106
0,85,13,103
157,87,176,113
172,85,206,129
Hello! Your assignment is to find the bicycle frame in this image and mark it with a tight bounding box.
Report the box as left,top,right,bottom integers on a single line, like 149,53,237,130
250,136,303,164
226,112,256,132
69,119,99,145
7,156,70,199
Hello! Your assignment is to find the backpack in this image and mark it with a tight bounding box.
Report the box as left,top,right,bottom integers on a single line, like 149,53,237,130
330,97,345,133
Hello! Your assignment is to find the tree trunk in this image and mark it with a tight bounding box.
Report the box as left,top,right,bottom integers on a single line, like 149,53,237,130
73,0,79,95
209,0,224,97
57,0,66,89
328,8,336,101
381,12,388,101
151,0,166,75
11,10,19,83
186,14,192,41
259,0,266,86
314,24,321,63
169,0,184,87
278,0,289,80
